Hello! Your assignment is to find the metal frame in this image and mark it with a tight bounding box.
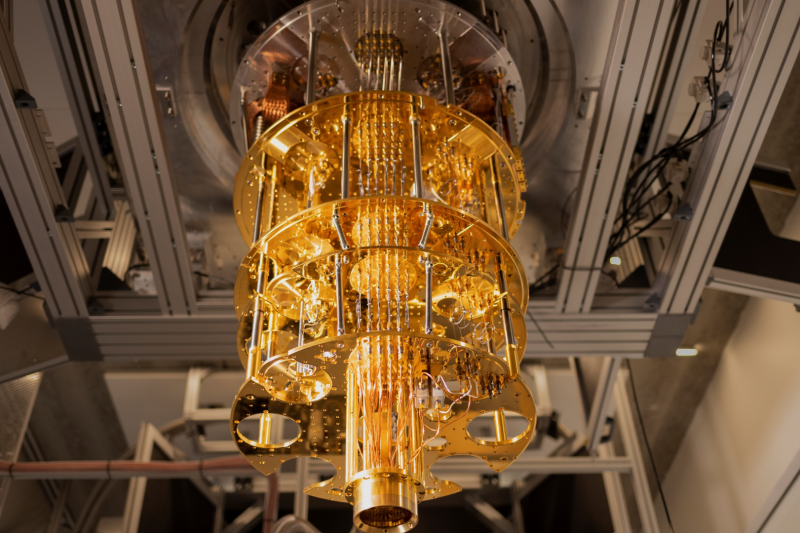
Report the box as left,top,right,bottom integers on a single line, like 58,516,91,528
707,266,800,307
121,422,220,533
655,0,800,315
75,0,196,316
643,0,711,161
38,0,115,219
557,0,677,314
0,16,91,319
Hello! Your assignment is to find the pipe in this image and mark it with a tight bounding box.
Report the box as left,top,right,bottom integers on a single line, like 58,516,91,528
0,455,254,480
263,474,280,533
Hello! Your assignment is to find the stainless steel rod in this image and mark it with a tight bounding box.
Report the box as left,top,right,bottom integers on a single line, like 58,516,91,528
424,257,433,334
418,203,434,249
335,254,345,335
341,114,351,199
439,29,455,106
305,31,319,105
490,156,510,241
332,211,349,249
251,155,268,244
411,112,423,198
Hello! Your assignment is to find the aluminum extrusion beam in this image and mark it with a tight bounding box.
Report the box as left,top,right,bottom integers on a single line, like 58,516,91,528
0,19,91,318
586,357,623,451
76,0,196,315
524,311,656,358
599,443,634,533
643,0,710,160
38,0,115,218
707,266,800,306
557,0,677,314
657,0,800,315
615,372,660,533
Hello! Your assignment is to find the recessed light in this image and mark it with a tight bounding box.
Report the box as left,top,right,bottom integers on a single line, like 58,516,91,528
676,348,698,356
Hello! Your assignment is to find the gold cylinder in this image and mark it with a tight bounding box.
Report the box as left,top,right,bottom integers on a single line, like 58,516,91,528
351,471,420,533
246,295,265,380
259,412,272,445
493,411,508,443
407,409,424,478
504,343,520,380
346,368,359,480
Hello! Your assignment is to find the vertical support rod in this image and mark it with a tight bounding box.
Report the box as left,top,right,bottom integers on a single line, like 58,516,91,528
241,94,251,149
335,254,345,335
396,380,407,470
424,257,433,334
341,114,351,199
408,410,424,477
297,299,305,347
305,31,319,105
306,167,315,209
258,412,272,445
494,410,508,442
265,162,278,234
332,210,349,249
252,154,268,244
346,369,359,479
247,252,269,379
490,156,509,241
410,111,423,198
495,253,518,378
294,456,310,520
438,28,454,106
417,203,434,249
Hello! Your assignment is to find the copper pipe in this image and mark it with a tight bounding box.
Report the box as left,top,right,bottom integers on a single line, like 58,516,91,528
0,456,253,480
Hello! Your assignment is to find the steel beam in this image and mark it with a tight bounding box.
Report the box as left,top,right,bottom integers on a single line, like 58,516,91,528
76,0,196,315
557,0,677,314
657,0,800,315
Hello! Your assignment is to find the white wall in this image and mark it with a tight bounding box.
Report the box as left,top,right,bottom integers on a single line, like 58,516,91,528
661,195,800,533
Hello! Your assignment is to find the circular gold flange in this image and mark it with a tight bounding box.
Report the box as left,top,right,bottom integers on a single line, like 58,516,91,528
346,469,422,533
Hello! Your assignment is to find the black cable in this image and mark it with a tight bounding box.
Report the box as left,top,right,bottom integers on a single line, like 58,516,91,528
0,285,45,301
626,359,675,533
